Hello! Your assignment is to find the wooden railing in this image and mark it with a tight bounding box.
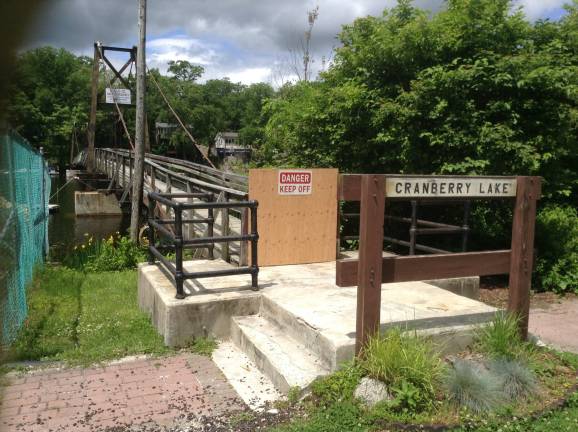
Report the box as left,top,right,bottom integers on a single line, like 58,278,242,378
93,147,250,265
336,174,541,354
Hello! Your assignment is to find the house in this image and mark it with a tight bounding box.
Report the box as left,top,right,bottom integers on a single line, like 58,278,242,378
213,132,251,161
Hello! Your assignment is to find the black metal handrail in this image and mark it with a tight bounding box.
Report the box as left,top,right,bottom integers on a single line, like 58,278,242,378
340,200,471,255
147,191,259,299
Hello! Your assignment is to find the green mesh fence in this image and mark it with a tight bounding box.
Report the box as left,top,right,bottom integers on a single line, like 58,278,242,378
0,130,50,346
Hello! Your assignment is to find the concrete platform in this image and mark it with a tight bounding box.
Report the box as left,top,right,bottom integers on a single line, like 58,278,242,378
138,259,497,394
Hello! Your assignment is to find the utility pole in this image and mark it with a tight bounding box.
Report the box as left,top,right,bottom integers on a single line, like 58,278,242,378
130,0,146,242
87,42,100,173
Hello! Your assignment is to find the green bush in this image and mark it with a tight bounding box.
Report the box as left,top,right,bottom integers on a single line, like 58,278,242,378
359,328,445,408
535,205,578,294
64,234,146,272
475,312,526,360
444,360,502,413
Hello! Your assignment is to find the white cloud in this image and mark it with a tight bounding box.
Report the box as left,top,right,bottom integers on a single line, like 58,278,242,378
147,36,218,72
514,0,567,20
221,67,272,84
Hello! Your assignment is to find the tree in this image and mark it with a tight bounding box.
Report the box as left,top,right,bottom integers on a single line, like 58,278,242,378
167,60,204,82
7,47,93,167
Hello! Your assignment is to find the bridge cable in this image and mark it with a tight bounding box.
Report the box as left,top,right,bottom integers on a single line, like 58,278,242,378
146,67,216,169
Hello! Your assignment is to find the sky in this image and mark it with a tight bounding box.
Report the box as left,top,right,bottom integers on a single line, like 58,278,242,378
23,0,570,85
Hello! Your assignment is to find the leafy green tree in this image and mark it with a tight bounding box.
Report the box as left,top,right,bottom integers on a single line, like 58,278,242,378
167,60,204,82
7,47,93,168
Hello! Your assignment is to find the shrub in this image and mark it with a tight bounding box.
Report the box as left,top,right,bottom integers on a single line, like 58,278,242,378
489,359,538,401
64,233,147,272
445,360,502,413
475,312,526,360
535,205,578,294
310,361,363,406
359,328,445,408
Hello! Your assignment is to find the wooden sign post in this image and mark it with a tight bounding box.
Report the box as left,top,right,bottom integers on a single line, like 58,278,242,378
337,174,541,355
508,177,540,339
356,175,385,354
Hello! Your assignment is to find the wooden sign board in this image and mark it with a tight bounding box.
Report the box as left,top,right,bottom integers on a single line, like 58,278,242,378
385,176,517,199
249,168,338,266
105,88,131,105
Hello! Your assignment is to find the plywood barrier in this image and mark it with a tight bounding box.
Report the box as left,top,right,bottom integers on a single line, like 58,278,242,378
249,168,338,266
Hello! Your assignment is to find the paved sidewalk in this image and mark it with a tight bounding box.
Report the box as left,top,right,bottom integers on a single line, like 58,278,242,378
0,353,243,432
530,297,578,354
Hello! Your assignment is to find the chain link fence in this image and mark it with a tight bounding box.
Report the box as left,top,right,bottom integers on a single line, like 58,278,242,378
0,130,50,346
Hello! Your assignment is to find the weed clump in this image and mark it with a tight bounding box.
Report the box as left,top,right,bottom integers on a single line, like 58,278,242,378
190,337,218,356
64,233,146,272
445,360,502,413
359,328,445,409
310,362,363,406
475,312,526,360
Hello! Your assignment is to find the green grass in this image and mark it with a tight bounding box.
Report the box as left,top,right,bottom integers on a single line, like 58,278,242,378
2,266,171,366
475,312,527,360
359,327,445,406
190,337,218,356
456,392,578,431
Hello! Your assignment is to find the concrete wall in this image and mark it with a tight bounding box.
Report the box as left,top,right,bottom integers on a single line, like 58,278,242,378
74,191,122,216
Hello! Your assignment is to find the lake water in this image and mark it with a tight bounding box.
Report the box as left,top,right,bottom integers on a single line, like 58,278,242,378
48,173,130,262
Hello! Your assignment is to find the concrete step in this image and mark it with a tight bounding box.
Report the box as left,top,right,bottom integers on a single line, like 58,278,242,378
260,295,338,371
231,314,330,394
212,340,282,410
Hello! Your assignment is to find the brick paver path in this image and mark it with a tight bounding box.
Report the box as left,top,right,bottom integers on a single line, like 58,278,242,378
0,353,243,432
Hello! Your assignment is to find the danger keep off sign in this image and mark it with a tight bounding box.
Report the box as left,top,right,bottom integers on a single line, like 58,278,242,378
278,170,313,195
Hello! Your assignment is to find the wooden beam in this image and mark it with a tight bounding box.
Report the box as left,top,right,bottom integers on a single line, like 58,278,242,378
508,176,541,339
337,250,512,288
339,174,362,201
87,43,100,173
101,52,131,89
355,175,386,355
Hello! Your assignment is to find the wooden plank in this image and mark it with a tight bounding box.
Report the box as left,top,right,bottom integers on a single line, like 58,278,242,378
249,168,338,266
337,250,512,288
356,175,386,355
339,174,362,201
508,176,541,339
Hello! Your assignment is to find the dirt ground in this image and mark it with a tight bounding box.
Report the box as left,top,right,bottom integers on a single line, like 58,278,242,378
479,277,576,309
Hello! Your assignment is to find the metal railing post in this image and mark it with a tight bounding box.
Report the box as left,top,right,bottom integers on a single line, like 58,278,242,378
240,207,249,266
207,194,215,260
148,194,156,265
222,191,230,262
462,201,471,252
250,201,259,290
409,201,417,255
174,203,185,299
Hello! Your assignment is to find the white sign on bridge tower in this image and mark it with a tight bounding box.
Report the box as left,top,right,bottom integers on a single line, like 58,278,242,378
105,88,132,105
